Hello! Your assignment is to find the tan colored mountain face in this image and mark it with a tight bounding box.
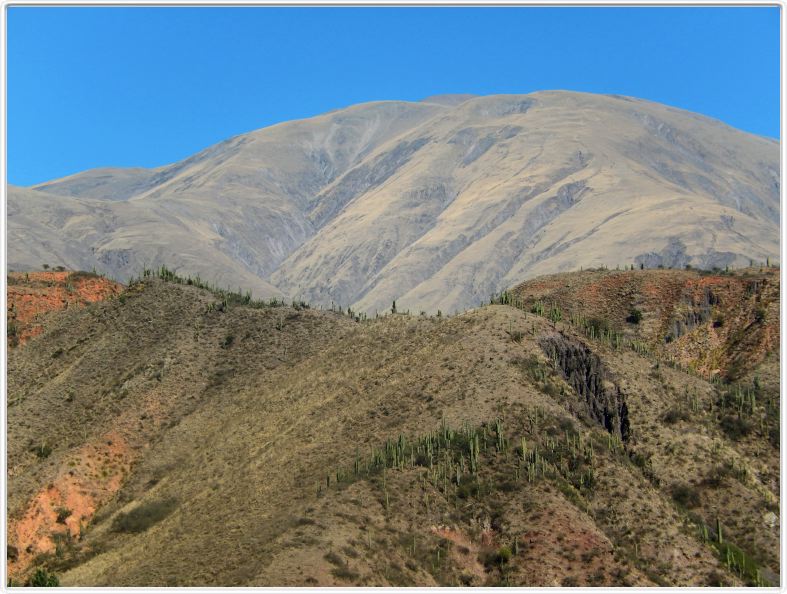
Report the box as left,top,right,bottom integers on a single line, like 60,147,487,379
8,91,779,312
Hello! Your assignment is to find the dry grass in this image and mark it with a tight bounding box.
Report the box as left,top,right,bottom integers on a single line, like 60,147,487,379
6,273,779,586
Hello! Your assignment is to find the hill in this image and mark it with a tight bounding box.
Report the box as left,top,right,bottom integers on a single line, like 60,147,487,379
6,268,779,586
7,271,124,347
8,91,779,313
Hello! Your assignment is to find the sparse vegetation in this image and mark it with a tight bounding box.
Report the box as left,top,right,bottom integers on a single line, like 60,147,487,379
6,266,778,587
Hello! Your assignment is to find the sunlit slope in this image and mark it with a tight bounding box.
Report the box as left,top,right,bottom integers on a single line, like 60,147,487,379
9,92,779,312
7,269,779,586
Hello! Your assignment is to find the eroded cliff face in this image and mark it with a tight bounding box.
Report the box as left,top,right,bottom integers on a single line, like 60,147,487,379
513,267,779,382
539,332,630,442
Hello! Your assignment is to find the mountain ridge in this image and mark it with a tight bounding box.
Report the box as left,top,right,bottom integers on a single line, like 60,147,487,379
8,91,779,313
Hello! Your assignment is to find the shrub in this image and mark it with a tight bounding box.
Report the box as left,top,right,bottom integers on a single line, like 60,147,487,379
586,317,610,336
754,307,766,323
495,545,512,565
509,330,524,343
671,483,702,508
330,565,359,581
626,309,643,324
456,479,480,499
720,415,753,441
111,498,177,533
68,271,101,281
33,443,52,459
323,551,343,566
542,380,561,398
702,466,726,488
26,568,59,586
55,507,71,524
629,450,656,482
662,407,690,425
705,571,726,587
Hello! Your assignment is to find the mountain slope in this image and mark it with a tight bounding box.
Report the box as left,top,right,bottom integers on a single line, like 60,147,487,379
6,269,779,586
8,91,779,312
7,271,123,346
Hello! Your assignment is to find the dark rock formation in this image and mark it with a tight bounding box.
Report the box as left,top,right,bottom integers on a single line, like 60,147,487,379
539,332,630,442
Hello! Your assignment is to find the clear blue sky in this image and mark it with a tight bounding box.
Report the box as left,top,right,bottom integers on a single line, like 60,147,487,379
7,6,780,186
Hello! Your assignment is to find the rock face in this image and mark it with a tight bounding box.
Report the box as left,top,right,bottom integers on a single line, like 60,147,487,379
539,332,630,441
511,267,780,382
8,91,780,312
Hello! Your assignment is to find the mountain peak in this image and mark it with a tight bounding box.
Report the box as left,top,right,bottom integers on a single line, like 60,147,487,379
419,93,478,106
8,91,779,313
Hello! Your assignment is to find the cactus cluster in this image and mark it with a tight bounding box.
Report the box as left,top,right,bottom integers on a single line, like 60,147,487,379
321,416,601,508
135,265,299,310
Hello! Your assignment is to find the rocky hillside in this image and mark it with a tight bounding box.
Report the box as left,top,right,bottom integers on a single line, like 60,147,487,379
7,271,123,347
8,91,779,313
6,269,779,586
508,266,780,383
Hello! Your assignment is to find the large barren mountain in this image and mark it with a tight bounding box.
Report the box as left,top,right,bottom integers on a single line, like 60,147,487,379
8,91,779,312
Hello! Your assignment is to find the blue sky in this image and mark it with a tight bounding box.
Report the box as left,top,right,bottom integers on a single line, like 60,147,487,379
7,6,780,186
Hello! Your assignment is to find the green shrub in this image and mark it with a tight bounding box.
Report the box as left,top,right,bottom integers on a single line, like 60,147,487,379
626,309,643,324
26,568,59,586
33,443,52,459
495,545,512,565
55,507,71,524
111,498,177,533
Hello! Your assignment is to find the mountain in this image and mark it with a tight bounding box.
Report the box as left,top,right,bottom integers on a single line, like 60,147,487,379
8,91,779,312
6,267,779,586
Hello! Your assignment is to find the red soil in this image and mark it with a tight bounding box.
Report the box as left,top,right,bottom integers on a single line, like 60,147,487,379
8,432,135,577
7,271,124,346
